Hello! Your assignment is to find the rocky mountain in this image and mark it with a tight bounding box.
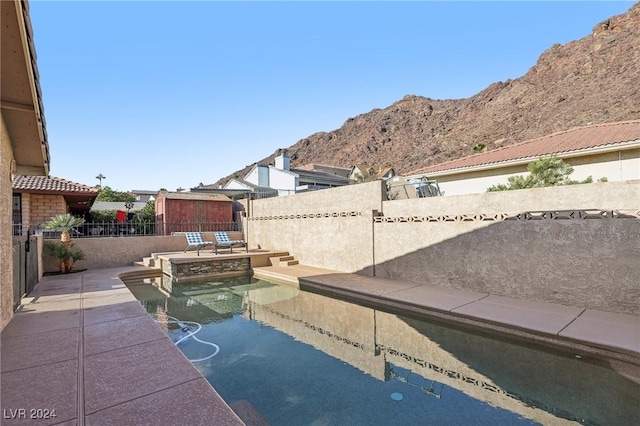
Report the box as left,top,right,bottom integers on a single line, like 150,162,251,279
211,3,640,188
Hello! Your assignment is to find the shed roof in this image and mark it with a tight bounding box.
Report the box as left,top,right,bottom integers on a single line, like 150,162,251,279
158,191,232,202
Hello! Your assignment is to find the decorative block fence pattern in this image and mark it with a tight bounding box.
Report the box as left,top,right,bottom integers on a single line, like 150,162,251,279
374,209,640,223
249,211,364,221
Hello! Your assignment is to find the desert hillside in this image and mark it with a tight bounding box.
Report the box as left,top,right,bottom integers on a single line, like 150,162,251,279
211,3,640,187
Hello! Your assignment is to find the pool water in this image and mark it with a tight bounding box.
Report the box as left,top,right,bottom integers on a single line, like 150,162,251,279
126,276,640,426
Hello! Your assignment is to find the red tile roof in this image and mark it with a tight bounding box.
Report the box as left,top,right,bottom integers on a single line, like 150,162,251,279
410,120,640,176
12,175,99,194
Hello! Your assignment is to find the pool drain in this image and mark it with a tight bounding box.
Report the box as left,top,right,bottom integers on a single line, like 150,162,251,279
391,392,404,401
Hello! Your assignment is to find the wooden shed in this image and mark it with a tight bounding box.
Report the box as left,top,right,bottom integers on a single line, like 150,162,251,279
155,191,234,234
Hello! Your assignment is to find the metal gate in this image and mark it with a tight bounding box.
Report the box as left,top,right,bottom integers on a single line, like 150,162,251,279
12,233,39,310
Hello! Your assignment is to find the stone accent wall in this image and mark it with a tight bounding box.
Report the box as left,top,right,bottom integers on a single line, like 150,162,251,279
30,194,67,224
165,258,251,282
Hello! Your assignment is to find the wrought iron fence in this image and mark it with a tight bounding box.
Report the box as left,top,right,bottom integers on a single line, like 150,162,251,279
13,221,241,239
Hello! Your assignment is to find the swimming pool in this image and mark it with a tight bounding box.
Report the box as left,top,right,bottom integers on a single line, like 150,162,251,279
126,275,639,426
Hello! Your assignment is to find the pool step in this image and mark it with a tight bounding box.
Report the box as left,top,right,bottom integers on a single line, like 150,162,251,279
269,255,299,267
133,256,159,268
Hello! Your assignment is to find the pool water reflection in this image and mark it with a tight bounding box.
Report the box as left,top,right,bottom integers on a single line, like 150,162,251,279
126,275,640,426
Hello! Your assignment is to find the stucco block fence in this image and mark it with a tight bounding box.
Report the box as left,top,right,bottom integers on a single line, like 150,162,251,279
36,180,639,315
245,180,640,315
41,232,250,273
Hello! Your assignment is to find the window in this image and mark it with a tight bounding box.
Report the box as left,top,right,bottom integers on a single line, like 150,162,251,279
12,194,22,236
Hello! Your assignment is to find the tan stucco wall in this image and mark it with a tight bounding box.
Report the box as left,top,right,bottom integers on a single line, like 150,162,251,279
249,180,385,216
383,179,640,216
1,112,15,330
376,181,640,314
41,231,248,273
434,149,640,196
247,180,385,273
249,180,639,314
42,235,189,273
568,148,640,182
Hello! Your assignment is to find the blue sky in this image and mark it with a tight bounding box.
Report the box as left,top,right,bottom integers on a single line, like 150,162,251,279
30,1,634,192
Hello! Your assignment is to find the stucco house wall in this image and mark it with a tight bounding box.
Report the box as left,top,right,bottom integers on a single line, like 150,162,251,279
245,167,262,186
225,180,252,191
268,168,297,194
2,0,55,330
243,164,297,194
435,148,640,196
1,114,15,330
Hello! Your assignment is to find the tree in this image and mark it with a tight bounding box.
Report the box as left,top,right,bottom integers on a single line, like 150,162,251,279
96,186,135,202
487,155,606,192
137,200,156,222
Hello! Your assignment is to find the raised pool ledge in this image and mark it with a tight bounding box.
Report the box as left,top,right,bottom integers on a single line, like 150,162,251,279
155,249,289,283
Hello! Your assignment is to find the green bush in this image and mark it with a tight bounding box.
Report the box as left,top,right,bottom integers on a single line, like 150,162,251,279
487,155,607,192
44,241,85,273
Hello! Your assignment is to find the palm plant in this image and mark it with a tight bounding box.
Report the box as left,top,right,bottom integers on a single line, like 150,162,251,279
43,214,86,273
43,213,85,246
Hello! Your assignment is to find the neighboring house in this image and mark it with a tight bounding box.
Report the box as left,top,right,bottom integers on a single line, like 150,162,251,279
155,191,234,234
349,165,396,182
223,178,279,199
130,189,157,203
408,120,640,196
223,152,350,197
1,0,51,327
12,175,99,235
386,175,443,200
295,163,352,179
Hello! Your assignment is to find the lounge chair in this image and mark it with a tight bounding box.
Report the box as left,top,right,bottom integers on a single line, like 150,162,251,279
184,232,214,256
213,231,247,254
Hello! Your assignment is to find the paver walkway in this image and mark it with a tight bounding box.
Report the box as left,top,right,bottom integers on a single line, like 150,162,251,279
0,266,243,426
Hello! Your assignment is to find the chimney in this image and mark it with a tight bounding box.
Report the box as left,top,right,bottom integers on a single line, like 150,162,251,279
275,151,290,171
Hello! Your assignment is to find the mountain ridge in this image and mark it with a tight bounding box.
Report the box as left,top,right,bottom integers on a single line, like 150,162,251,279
211,2,640,188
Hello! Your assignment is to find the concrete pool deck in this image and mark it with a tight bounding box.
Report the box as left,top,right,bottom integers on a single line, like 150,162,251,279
1,261,638,425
